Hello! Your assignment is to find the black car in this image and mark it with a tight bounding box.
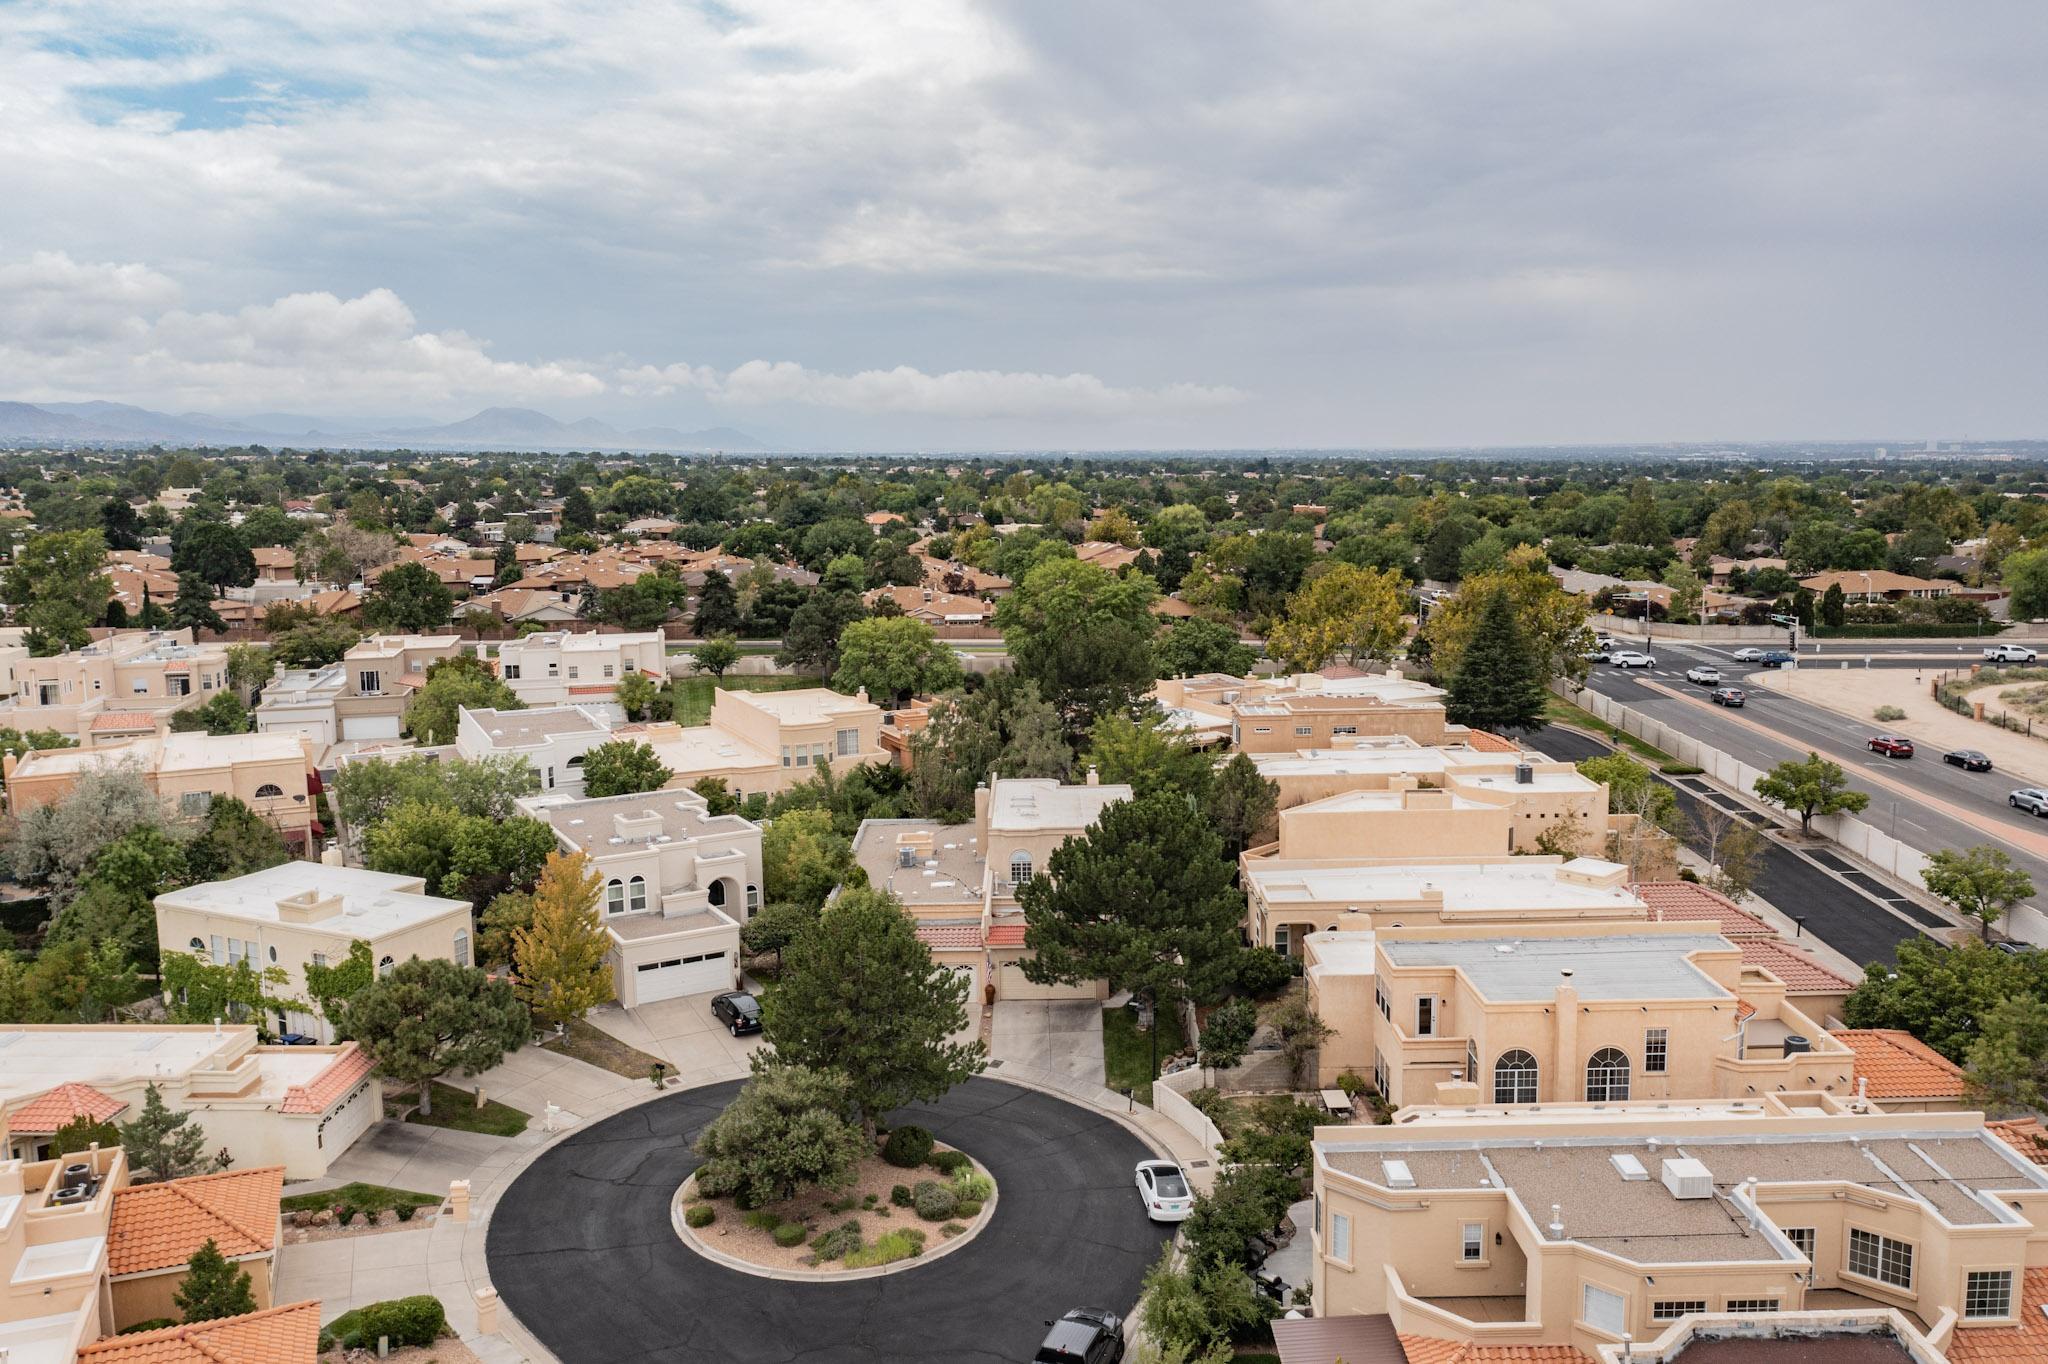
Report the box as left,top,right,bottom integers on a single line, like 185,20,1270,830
1034,1308,1124,1364
710,991,762,1035
1944,749,1994,772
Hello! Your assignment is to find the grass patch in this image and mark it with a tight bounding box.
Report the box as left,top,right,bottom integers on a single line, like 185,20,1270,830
281,1182,438,1216
1544,695,1679,766
539,1016,668,1082
666,675,819,726
1102,1004,1187,1107
394,1081,530,1137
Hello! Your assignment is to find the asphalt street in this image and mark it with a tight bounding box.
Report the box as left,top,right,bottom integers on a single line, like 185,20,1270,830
486,1076,1172,1364
1519,725,1930,968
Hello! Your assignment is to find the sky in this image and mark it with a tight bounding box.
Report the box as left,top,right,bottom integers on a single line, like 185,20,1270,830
0,2,2043,451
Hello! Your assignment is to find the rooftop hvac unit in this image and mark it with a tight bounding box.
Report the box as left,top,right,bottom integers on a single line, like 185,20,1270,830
1382,1159,1416,1189
50,1185,88,1206
1609,1153,1649,1181
1661,1157,1714,1200
899,848,918,869
1515,763,1533,784
1783,1035,1812,1055
61,1163,91,1188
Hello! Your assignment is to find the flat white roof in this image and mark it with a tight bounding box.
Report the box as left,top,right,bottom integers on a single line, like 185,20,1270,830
1304,930,1377,975
1291,789,1495,814
721,687,877,724
1249,858,1640,912
462,705,610,748
642,726,779,778
986,776,1133,831
1379,933,1732,1001
1456,769,1600,793
11,1236,103,1285
507,630,662,653
15,731,305,778
1249,746,1516,778
0,1028,240,1105
0,1308,90,1364
156,862,469,937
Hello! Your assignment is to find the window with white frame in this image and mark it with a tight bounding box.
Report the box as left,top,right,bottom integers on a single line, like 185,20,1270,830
1372,1050,1388,1096
603,664,615,678
1581,1284,1626,1335
377,955,395,978
358,670,382,694
1495,1050,1539,1104
188,936,205,954
1465,1040,1478,1085
837,728,859,756
180,791,213,816
1374,981,1390,1020
310,951,327,970
453,931,470,967
209,934,226,964
746,883,760,912
1415,995,1435,1035
629,876,648,913
1724,1299,1779,1313
795,746,811,767
1010,852,1033,884
504,663,521,680
1644,1027,1668,1074
1328,1212,1351,1263
254,783,284,799
605,880,627,915
1964,1270,2014,1319
1460,1223,1484,1262
1295,725,1312,736
1784,1227,1816,1259
781,747,792,767
1585,1047,1631,1101
1651,1301,1707,1321
1273,926,1290,955
1847,1228,1913,1289
567,666,580,680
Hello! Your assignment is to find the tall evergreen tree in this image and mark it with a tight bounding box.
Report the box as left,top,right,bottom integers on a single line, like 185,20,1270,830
119,1084,210,1183
1443,588,1546,733
691,569,742,636
174,1239,256,1323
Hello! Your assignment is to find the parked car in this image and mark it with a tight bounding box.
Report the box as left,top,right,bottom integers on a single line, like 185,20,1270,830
1867,735,1915,758
1583,647,1612,663
710,991,762,1035
1994,941,2035,956
1609,651,1656,669
1758,650,1796,667
1730,647,1767,662
1685,666,1722,685
1984,644,2039,663
1034,1309,1124,1364
1943,749,1994,772
1710,687,1746,707
1594,633,1618,649
1134,1160,1195,1222
2009,788,2048,816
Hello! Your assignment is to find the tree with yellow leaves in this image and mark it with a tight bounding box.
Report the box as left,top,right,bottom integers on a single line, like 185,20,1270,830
1265,563,1408,671
512,850,614,1033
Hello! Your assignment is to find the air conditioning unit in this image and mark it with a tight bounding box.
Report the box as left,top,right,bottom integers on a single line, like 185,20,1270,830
50,1185,87,1206
899,848,918,869
1661,1157,1714,1200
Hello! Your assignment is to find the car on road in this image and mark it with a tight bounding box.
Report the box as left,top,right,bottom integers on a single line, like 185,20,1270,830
1609,650,1656,669
1034,1308,1124,1364
1943,749,1994,772
710,990,762,1035
2010,788,2048,816
1710,687,1746,707
1134,1160,1194,1222
1758,650,1796,667
1867,735,1915,758
1583,646,1612,663
1731,647,1766,662
1984,644,2039,663
1686,666,1722,685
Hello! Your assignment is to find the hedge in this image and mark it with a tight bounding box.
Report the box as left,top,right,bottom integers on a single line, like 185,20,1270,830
1809,623,2007,639
881,1125,934,1168
321,1295,446,1352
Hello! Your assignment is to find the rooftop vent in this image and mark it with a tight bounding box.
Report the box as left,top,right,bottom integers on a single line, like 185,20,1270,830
1381,1159,1416,1189
1609,1153,1648,1181
1661,1157,1714,1200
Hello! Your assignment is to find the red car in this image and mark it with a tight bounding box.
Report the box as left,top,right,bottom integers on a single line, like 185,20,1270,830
1868,735,1915,759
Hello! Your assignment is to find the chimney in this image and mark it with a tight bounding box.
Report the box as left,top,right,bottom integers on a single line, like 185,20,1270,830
1085,766,1100,787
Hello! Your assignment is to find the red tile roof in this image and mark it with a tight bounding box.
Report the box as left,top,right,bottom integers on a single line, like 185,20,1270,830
1632,881,1773,937
1991,1117,2048,1166
90,712,158,732
914,924,983,950
5,1082,128,1135
279,1044,373,1116
1946,1266,2048,1362
75,1300,321,1363
1461,729,1524,753
1400,1337,1593,1363
1737,937,1854,994
106,1166,283,1276
985,923,1027,947
1830,1029,1966,1101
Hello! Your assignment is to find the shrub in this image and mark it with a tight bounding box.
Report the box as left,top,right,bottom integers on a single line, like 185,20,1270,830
685,1204,715,1229
926,1149,971,1176
810,1219,863,1260
882,1124,934,1168
827,1194,859,1214
1334,1071,1368,1098
1235,946,1296,997
772,1222,808,1248
890,1184,913,1207
950,1171,993,1203
395,1204,416,1222
744,1209,782,1232
955,1198,982,1217
942,1222,967,1238
1874,705,1907,722
121,1319,179,1335
341,1296,446,1350
861,1192,879,1208
693,1067,867,1207
336,1204,358,1226
694,1165,740,1199
912,1180,957,1221
843,1227,925,1268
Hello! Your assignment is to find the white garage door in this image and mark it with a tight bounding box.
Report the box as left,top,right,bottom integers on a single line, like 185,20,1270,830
996,961,1098,1002
341,713,403,740
633,950,730,1005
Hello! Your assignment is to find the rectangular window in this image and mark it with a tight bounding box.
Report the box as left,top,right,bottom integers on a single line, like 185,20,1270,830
1651,1301,1707,1321
1460,1223,1484,1262
567,665,580,680
1332,725,1357,736
358,670,381,694
1253,726,1271,734
603,664,615,679
1295,725,1312,736
311,952,328,970
796,747,811,767
1784,1227,1816,1259
1372,1049,1389,1097
1644,1028,1668,1075
1724,1300,1779,1314
227,938,246,966
1329,1212,1351,1263
812,742,828,764
1964,1270,2014,1319
1415,996,1435,1036
1847,1228,1913,1289
1374,981,1390,1020
180,791,212,816
503,664,521,680
1581,1284,1626,1336
209,935,226,965
1466,1040,1478,1086
1273,926,1290,955
781,746,792,768
132,679,148,695
168,675,190,696
837,727,860,756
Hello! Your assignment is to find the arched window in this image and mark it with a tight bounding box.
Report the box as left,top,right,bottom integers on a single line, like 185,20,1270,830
1009,852,1033,884
453,931,470,968
567,754,585,768
1494,1050,1539,1105
707,879,726,907
188,936,205,954
628,876,647,914
377,955,395,979
253,783,284,799
1586,1047,1631,1102
605,879,626,915
745,883,760,913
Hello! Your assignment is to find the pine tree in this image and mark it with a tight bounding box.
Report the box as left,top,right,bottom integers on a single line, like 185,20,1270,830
512,850,615,1032
692,569,742,636
1821,581,1846,628
174,1239,256,1323
119,1084,210,1183
1206,752,1279,861
1443,588,1546,733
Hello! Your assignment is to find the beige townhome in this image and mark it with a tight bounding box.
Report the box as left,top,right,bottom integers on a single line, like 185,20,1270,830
1305,922,1853,1100
625,686,887,798
853,819,998,1006
454,703,616,794
1155,669,1485,752
154,861,475,1042
0,629,229,744
1294,1102,2048,1363
486,629,667,707
524,788,758,1008
0,1025,379,1176
254,633,464,749
4,731,317,848
0,1127,126,1360
104,1165,284,1332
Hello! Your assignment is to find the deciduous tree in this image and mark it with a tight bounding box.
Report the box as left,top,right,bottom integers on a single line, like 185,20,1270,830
1754,751,1870,835
830,617,963,702
579,739,672,798
361,561,454,632
513,851,614,1031
1265,563,1407,670
1922,844,2036,941
996,558,1159,736
404,656,522,745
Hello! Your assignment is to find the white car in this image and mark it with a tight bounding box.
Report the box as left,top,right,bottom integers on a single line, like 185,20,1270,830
1985,644,2039,663
1609,650,1656,668
1685,666,1721,685
1135,1159,1194,1222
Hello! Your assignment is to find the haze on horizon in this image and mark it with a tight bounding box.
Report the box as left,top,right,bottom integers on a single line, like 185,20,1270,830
1,2,2043,453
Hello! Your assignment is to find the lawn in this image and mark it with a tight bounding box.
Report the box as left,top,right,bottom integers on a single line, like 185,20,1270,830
539,1016,668,1083
281,1182,440,1216
1543,695,1690,770
1102,1005,1187,1107
665,675,819,726
392,1081,531,1137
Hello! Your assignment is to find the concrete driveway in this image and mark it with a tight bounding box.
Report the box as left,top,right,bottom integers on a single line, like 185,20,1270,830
991,1000,1104,1089
585,989,767,1087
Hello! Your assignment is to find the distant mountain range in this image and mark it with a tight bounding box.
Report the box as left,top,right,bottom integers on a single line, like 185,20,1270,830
0,400,765,452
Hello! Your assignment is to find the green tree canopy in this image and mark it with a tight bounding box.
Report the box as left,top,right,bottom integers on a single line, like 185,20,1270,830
579,739,672,798
1443,586,1546,733
404,656,522,745
341,957,529,1116
996,557,1159,736
174,1239,257,1323
830,616,964,702
761,806,864,910
1844,938,2048,1062
5,529,111,654
1922,844,2036,941
119,1083,210,1183
1753,751,1870,834
693,1065,868,1206
361,561,454,632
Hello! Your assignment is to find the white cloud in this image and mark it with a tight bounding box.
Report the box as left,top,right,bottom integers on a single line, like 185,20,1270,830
617,358,1242,419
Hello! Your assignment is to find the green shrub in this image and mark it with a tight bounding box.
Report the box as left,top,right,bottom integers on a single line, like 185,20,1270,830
926,1149,971,1176
941,1222,966,1238
843,1227,925,1268
395,1204,416,1222
336,1204,358,1226
1660,762,1705,776
810,1219,863,1260
861,1192,879,1208
826,1194,859,1214
744,1209,782,1232
685,1204,715,1229
912,1180,957,1220
694,1166,739,1198
340,1296,446,1350
1334,1071,1369,1098
1874,705,1906,722
955,1198,982,1217
890,1184,913,1207
882,1125,934,1167
772,1222,808,1248
950,1171,993,1203
1235,945,1296,997
121,1319,179,1335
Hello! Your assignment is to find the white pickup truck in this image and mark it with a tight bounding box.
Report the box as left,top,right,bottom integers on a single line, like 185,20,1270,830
1984,644,2039,663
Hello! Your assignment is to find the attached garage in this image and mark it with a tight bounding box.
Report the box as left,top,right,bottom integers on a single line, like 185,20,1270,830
995,958,1102,1002
341,713,403,741
630,949,732,1005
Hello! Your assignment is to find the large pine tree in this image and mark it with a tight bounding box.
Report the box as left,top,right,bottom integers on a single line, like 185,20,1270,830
1444,587,1546,733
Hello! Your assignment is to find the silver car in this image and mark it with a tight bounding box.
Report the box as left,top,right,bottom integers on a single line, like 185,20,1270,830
2011,789,2048,817
1685,666,1721,685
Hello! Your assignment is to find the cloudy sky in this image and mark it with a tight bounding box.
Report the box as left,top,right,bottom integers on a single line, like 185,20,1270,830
1,2,2042,449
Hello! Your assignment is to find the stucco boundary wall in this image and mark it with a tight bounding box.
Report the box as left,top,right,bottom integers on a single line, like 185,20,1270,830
1601,618,1782,641
1555,680,2048,948
1152,1069,1224,1163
